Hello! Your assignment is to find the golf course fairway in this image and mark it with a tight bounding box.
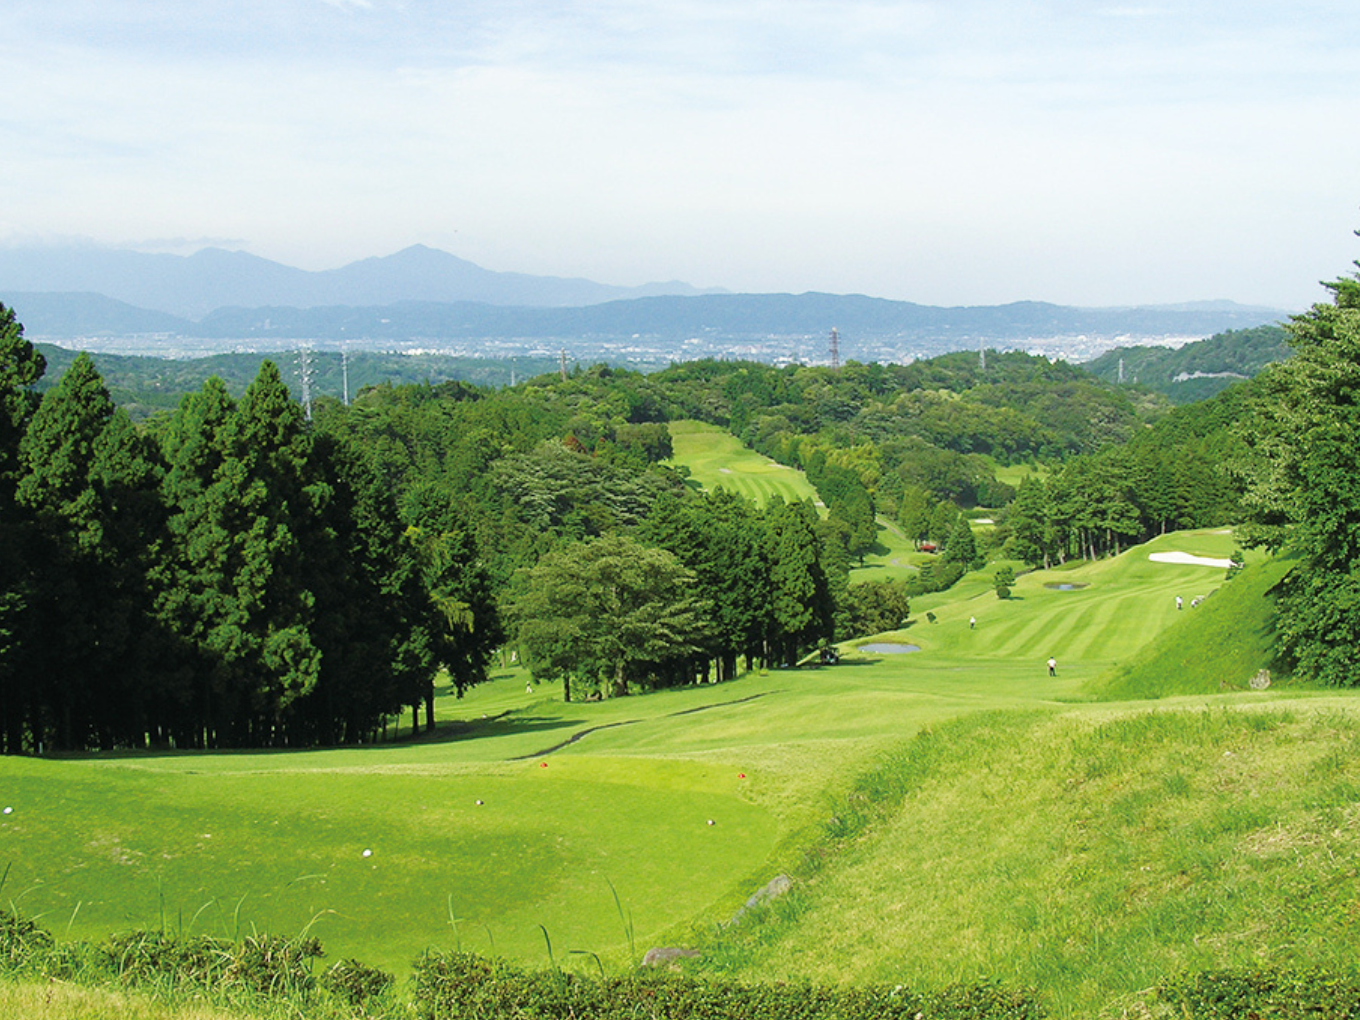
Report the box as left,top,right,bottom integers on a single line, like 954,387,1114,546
0,526,1302,989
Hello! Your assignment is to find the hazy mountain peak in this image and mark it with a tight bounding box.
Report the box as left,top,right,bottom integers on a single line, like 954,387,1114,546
0,242,718,318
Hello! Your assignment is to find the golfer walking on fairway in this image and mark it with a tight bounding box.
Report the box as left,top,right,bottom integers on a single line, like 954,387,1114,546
1047,656,1057,676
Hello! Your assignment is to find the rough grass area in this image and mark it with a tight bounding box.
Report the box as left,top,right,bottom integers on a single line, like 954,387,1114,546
697,703,1360,1018
0,980,241,1019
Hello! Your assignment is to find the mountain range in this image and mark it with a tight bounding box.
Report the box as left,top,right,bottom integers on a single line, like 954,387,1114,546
0,243,1291,358
0,243,720,319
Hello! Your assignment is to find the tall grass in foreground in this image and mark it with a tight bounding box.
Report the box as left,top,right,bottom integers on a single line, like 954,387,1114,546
0,980,243,1020
696,703,1360,1018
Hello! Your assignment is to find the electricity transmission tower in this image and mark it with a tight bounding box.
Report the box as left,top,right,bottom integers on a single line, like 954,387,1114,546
297,346,314,421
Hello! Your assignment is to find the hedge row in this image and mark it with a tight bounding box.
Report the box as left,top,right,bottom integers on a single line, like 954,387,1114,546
18,908,1360,1019
1155,967,1360,1019
412,950,1046,1020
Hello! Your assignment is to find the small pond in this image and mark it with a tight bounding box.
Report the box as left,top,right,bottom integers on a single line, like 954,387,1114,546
1044,582,1089,591
857,642,922,654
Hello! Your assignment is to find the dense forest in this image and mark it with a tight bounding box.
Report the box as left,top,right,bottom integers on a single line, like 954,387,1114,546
3,255,1359,752
1086,324,1290,403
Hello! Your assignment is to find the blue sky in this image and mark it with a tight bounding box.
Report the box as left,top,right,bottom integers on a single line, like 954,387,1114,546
2,1,1358,309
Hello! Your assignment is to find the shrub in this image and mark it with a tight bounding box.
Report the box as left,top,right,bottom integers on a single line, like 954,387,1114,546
0,909,53,973
1156,967,1360,1019
320,957,398,1010
410,950,1046,1019
101,930,233,989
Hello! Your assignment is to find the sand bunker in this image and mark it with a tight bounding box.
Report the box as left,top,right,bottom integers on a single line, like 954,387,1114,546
1148,552,1235,569
858,642,921,654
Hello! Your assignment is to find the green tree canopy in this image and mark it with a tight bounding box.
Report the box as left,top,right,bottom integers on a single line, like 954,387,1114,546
1237,251,1360,685
512,534,714,700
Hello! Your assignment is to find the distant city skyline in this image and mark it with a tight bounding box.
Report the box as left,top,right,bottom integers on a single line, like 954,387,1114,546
3,1,1359,311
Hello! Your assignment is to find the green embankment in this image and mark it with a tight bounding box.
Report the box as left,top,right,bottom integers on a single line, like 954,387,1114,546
1089,552,1295,700
700,701,1360,1018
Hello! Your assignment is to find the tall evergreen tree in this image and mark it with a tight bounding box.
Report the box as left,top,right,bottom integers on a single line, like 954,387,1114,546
155,364,320,745
766,499,834,666
16,354,163,749
1237,252,1360,685
0,304,45,753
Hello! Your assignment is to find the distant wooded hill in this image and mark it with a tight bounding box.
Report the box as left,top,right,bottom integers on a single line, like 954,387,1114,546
1085,325,1291,403
34,343,558,419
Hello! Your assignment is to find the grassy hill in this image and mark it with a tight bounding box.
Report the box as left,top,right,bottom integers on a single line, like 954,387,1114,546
695,697,1360,1018
666,418,930,582
666,420,820,506
1085,325,1290,404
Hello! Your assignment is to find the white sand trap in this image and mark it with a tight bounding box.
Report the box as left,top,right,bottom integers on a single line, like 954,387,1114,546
718,467,732,473
1149,551,1235,568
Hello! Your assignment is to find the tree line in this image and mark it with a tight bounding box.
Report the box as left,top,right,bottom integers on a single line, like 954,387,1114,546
0,304,500,753
6,285,1316,753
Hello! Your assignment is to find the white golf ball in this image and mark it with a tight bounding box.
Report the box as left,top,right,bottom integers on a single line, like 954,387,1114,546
362,848,372,858
707,819,715,826
2,807,11,815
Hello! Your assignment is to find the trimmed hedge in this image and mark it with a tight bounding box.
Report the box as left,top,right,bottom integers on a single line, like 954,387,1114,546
1156,968,1360,1019
412,950,1046,1019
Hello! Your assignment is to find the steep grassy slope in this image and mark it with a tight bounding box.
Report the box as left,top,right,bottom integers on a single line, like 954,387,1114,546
698,701,1360,1018
1090,553,1294,700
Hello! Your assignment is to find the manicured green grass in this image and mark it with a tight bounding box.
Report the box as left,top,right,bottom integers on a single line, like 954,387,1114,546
3,522,1352,1018
0,741,779,977
991,460,1048,489
665,420,927,583
848,515,926,584
665,421,819,506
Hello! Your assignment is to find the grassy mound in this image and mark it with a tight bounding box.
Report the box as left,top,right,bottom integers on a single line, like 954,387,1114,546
697,703,1360,1018
1088,554,1293,701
